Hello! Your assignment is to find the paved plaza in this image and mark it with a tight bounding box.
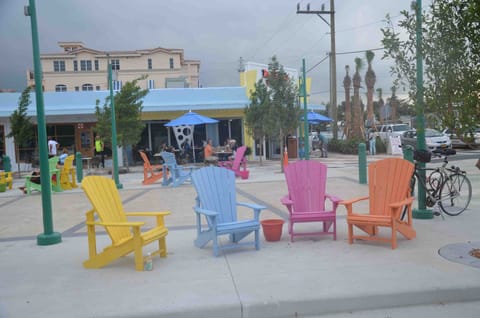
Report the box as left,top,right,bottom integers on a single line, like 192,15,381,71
1,151,479,317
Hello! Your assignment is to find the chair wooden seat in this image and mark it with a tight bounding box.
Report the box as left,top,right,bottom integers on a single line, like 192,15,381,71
81,176,170,271
281,160,340,242
341,158,416,249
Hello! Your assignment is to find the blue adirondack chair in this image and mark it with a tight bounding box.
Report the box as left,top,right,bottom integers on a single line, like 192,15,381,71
160,151,194,187
191,166,266,256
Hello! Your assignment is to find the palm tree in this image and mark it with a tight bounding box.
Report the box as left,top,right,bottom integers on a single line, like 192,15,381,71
390,86,399,123
352,57,364,139
365,50,376,127
376,88,384,124
343,65,352,138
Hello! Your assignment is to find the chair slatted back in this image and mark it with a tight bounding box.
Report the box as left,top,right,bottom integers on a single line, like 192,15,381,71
284,160,327,212
191,167,237,224
231,146,247,170
368,158,414,216
81,176,131,244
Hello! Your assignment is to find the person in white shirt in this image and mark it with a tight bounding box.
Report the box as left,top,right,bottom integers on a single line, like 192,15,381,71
48,136,59,158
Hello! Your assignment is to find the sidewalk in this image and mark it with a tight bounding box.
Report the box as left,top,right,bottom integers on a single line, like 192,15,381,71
1,152,479,317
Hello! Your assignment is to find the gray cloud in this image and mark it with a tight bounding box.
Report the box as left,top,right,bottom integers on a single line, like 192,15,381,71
1,0,423,103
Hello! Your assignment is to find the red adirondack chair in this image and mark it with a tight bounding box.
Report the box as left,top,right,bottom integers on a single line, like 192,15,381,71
218,145,249,179
281,160,341,242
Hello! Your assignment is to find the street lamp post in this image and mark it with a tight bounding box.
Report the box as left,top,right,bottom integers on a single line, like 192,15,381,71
25,0,61,245
108,59,123,189
301,59,309,160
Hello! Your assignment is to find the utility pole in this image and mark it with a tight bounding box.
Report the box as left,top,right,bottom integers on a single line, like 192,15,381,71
297,1,337,139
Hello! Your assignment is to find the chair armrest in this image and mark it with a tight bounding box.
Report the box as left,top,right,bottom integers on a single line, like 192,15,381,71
194,207,220,217
340,196,369,206
325,194,342,204
237,201,266,211
280,195,292,206
85,221,145,227
124,212,171,217
237,201,266,220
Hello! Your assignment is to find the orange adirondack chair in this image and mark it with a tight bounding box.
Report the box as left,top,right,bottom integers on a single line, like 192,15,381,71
341,158,416,249
139,151,163,185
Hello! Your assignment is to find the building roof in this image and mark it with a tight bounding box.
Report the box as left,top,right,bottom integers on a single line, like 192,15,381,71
0,87,250,117
0,86,326,118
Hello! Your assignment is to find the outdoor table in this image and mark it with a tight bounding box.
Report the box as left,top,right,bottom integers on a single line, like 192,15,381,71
214,151,232,162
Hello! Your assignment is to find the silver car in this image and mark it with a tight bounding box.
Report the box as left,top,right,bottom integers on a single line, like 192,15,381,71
401,128,452,151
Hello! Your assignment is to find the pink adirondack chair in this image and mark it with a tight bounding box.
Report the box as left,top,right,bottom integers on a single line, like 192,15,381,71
218,145,249,179
281,160,341,242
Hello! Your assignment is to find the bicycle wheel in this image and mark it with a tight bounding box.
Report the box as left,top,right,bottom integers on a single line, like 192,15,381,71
438,173,472,216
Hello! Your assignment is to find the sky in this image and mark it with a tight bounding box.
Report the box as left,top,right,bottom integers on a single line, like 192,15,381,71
0,0,425,105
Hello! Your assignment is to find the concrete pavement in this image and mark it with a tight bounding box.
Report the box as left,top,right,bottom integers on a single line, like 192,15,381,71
1,151,479,317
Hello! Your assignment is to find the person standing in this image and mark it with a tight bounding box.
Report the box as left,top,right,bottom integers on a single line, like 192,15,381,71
95,135,105,168
48,136,59,158
368,127,378,155
319,132,328,158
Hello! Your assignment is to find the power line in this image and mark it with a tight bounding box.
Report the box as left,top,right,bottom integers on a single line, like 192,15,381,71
306,55,329,73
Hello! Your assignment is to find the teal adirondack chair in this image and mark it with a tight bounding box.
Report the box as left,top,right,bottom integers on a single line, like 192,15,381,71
160,151,194,187
191,166,266,256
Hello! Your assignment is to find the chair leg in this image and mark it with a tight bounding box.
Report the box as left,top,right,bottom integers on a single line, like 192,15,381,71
254,229,260,250
348,223,353,244
159,237,167,257
333,220,337,241
391,222,397,249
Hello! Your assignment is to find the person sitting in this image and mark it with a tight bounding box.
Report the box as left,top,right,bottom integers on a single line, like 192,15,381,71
19,169,41,194
203,138,218,165
57,148,69,166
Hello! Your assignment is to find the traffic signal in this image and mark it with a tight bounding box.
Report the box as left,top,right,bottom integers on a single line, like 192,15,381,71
261,69,269,78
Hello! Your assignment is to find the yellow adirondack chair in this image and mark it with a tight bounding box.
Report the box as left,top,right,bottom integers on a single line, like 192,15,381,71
60,155,77,190
0,171,13,190
81,176,170,271
341,158,416,249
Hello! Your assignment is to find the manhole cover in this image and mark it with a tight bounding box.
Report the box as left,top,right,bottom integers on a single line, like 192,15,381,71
438,241,480,269
470,249,480,259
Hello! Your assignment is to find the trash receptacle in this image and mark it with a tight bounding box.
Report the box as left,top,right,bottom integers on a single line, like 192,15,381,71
2,155,11,172
287,136,297,159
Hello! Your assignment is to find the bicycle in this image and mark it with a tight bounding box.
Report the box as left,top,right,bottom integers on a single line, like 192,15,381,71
409,148,472,218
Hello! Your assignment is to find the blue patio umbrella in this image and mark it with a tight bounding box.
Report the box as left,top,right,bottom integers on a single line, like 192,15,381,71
165,111,219,162
301,111,332,124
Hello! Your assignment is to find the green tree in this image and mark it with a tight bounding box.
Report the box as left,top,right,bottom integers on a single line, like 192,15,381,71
343,65,352,138
244,80,270,165
381,0,480,145
95,77,148,169
245,56,300,172
7,86,35,175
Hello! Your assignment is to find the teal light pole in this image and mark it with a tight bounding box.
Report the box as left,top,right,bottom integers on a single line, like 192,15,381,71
412,0,432,219
25,0,61,245
108,60,123,189
301,59,309,159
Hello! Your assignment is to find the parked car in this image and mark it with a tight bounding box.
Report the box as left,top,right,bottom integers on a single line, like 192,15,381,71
443,127,480,147
378,124,411,142
401,128,452,151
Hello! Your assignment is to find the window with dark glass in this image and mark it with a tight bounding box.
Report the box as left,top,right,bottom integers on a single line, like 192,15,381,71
96,85,100,91
94,60,99,71
148,58,152,70
55,84,67,92
73,60,78,71
111,59,120,70
82,84,93,91
53,60,65,72
80,60,92,71
169,58,174,69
